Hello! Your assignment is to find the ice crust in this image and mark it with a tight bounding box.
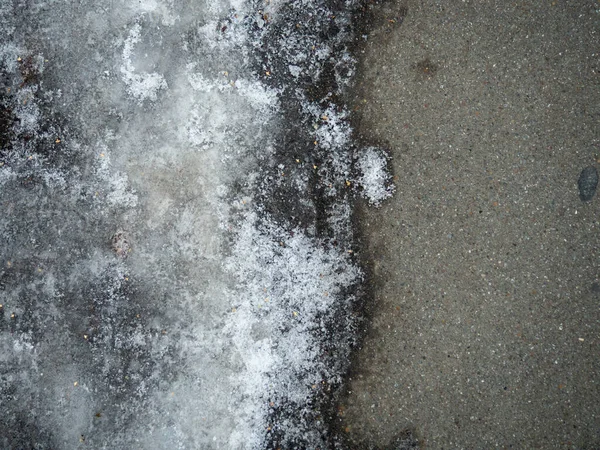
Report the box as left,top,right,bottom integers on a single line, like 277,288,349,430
0,0,392,448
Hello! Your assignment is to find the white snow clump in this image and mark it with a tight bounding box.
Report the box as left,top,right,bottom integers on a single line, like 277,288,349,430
356,146,395,206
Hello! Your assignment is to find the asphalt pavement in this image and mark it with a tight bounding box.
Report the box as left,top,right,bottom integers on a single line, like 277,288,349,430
341,1,600,448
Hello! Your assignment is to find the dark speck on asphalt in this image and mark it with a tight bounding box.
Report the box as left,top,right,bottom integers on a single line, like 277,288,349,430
578,166,598,202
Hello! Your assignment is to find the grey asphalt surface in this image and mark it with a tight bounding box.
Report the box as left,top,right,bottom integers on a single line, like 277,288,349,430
341,0,600,448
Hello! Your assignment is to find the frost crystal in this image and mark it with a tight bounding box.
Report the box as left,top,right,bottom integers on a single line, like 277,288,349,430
357,146,395,206
120,23,168,103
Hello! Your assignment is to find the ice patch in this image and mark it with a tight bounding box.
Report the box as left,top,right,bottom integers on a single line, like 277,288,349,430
0,0,394,447
94,148,138,208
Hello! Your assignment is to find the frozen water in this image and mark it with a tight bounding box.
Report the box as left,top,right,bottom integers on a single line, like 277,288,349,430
0,0,392,448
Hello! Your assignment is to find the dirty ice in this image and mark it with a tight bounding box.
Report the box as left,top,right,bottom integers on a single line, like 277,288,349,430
0,0,392,448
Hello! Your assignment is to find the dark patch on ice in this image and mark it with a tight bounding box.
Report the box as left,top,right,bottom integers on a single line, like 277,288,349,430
0,409,56,450
0,67,17,156
111,231,131,258
18,55,42,87
255,99,321,231
249,18,356,239
0,60,76,169
307,59,339,104
0,104,16,152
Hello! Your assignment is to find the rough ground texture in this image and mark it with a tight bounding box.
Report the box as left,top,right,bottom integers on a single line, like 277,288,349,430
341,0,600,448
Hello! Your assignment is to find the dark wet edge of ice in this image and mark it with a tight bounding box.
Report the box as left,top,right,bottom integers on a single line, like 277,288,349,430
0,0,393,448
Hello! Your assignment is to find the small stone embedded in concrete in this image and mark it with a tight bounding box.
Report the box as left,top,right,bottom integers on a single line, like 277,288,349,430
577,166,598,202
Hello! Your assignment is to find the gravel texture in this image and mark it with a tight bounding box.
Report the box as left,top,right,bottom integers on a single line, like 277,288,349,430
341,0,600,448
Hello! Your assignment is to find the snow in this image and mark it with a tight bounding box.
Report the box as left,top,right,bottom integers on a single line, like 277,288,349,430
356,146,396,206
0,0,393,448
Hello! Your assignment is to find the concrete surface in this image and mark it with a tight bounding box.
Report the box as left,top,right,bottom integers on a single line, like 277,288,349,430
341,0,600,448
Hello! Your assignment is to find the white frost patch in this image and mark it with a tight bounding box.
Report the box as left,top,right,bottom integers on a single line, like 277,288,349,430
184,73,277,150
304,103,354,197
120,23,168,103
41,169,67,189
0,44,20,72
234,78,280,114
0,166,16,186
187,71,216,92
313,105,351,152
94,148,138,207
356,146,395,206
188,71,279,114
224,212,359,447
197,15,248,52
185,99,223,149
288,64,301,78
14,85,41,135
126,0,176,25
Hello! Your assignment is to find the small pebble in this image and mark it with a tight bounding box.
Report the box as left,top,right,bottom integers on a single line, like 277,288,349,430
578,166,598,202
